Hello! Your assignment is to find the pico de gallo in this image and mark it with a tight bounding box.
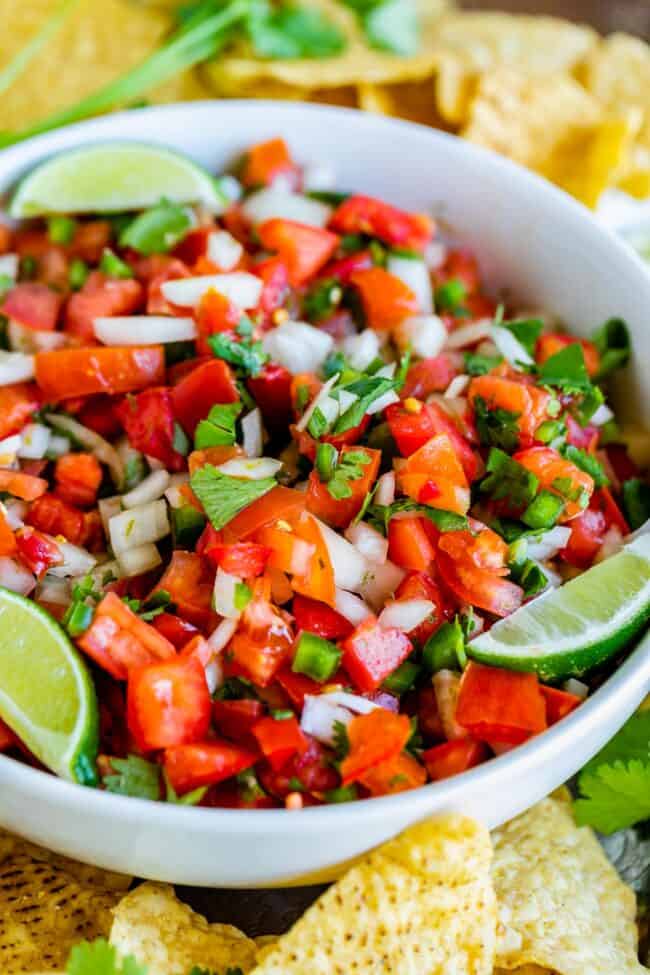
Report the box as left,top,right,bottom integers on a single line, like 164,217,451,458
0,136,645,809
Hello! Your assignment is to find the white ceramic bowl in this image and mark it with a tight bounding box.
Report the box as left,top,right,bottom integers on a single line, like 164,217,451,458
0,102,649,888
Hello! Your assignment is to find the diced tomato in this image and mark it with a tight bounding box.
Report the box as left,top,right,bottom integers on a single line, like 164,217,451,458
242,138,299,188
257,219,339,286
329,195,433,251
64,271,143,341
115,387,186,471
170,228,215,266
78,591,176,680
253,257,290,328
254,525,314,576
35,346,165,401
1,282,62,330
438,526,509,573
167,355,212,387
0,508,16,556
417,685,444,741
339,709,411,785
69,220,112,263
320,249,373,283
127,655,211,752
259,736,339,799
402,354,459,400
275,665,323,708
514,446,595,521
435,548,523,617
213,698,265,741
222,486,306,543
342,616,413,693
540,685,582,725
0,717,17,751
397,433,470,515
247,362,293,437
164,740,257,795
0,225,12,254
456,661,547,744
252,715,307,772
195,288,241,354
468,375,551,446
26,494,86,546
230,594,293,686
222,204,252,247
559,505,606,567
306,445,380,528
288,512,336,608
435,248,481,295
395,571,450,645
388,516,435,572
359,750,426,796
145,257,191,315
171,358,239,437
15,527,60,576
206,542,271,577
152,612,200,650
349,266,419,330
605,443,638,483
76,395,122,440
423,739,487,781
536,334,600,378
0,383,40,440
596,485,630,535
0,470,48,501
291,594,353,640
54,452,103,508
150,551,217,631
387,401,479,481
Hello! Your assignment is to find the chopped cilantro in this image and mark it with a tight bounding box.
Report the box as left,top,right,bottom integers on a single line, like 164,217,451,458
480,448,539,508
591,317,630,379
538,343,591,391
347,0,419,56
294,382,311,414
332,719,350,760
208,332,268,377
367,498,467,534
163,769,207,806
332,375,397,434
562,444,609,488
190,465,276,530
119,197,191,256
464,351,503,376
326,449,371,500
194,401,242,449
473,395,521,453
248,2,346,58
551,476,589,508
508,557,547,597
572,384,605,426
103,755,161,801
66,939,146,975
503,317,543,356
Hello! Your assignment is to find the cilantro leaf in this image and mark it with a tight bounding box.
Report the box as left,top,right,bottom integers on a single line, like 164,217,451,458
503,318,543,356
538,343,591,391
367,498,467,534
592,317,630,378
190,465,276,530
480,448,539,507
562,444,609,488
582,711,650,773
464,351,503,376
332,719,350,760
67,939,147,975
163,769,208,806
362,0,418,56
332,376,396,433
473,395,521,453
574,760,650,834
208,333,268,377
103,755,161,801
194,401,243,449
119,198,191,256
327,450,371,500
248,1,346,59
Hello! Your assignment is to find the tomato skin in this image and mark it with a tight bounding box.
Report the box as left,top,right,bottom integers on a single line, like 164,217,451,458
329,195,433,251
15,527,61,577
54,452,103,508
78,592,176,681
259,737,339,799
76,395,122,440
27,493,86,546
150,551,217,632
0,383,40,439
213,699,266,741
456,661,547,744
164,740,257,795
349,266,419,330
247,362,293,438
597,486,630,535
252,715,308,772
115,386,187,472
306,446,380,529
64,271,143,341
422,739,487,781
242,137,298,189
275,665,322,709
151,612,200,650
258,219,339,286
35,346,165,401
1,282,62,330
128,656,211,752
291,594,353,640
402,355,459,400
388,516,435,572
540,685,582,725
342,616,413,693
340,709,412,785
398,433,471,515
387,401,479,481
171,358,239,437
207,542,271,578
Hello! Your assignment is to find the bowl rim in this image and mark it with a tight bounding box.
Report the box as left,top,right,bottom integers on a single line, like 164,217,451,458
0,99,649,832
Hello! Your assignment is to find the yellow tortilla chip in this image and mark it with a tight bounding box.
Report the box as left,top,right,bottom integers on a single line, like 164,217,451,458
109,882,257,975
357,79,449,129
250,815,496,975
492,797,646,974
0,831,127,973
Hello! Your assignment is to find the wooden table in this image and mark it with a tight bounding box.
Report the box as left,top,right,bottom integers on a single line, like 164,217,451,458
464,0,650,38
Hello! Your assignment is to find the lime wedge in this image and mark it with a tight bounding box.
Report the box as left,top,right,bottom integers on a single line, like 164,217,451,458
0,588,98,784
467,534,650,680
9,142,227,218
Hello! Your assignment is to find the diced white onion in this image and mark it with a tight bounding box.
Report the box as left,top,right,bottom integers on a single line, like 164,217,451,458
360,559,405,611
109,500,170,554
205,657,223,695
300,695,353,746
590,403,614,427
563,677,589,699
433,669,466,740
492,325,533,367
213,568,243,619
594,525,624,563
386,256,432,314
313,517,368,592
241,408,263,459
295,374,339,433
117,543,162,578
0,253,18,281
242,188,332,228
0,556,35,595
378,598,434,632
206,230,243,271
161,272,263,310
375,471,395,506
164,473,190,509
334,587,373,626
526,526,571,561
37,577,71,605
207,616,238,652
302,162,335,191
216,456,282,480
46,413,124,490
48,541,97,578
145,455,165,472
98,496,122,535
94,316,197,345
444,375,470,399
121,469,171,509
341,329,380,371
1,499,26,529
17,423,51,460
262,320,333,375
537,561,562,589
80,559,123,589
344,521,388,564
0,351,34,384
47,434,71,458
394,315,446,358
0,434,22,464
323,690,379,714
444,320,493,350
366,389,399,415
8,320,67,353
625,518,650,543
425,240,447,271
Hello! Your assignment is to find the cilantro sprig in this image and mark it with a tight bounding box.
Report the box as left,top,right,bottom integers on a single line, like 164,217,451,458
473,396,521,453
326,450,372,500
102,755,161,801
208,333,268,378
190,464,276,530
367,498,467,534
195,402,243,449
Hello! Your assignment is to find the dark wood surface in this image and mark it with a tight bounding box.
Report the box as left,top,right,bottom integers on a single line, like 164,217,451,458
463,0,650,38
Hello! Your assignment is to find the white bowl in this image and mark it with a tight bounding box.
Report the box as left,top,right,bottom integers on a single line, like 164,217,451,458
0,102,649,887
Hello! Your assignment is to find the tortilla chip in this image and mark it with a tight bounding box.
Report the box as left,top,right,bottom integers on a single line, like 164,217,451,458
250,814,496,974
110,882,257,975
0,0,208,134
357,79,450,129
0,831,126,973
492,797,646,974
